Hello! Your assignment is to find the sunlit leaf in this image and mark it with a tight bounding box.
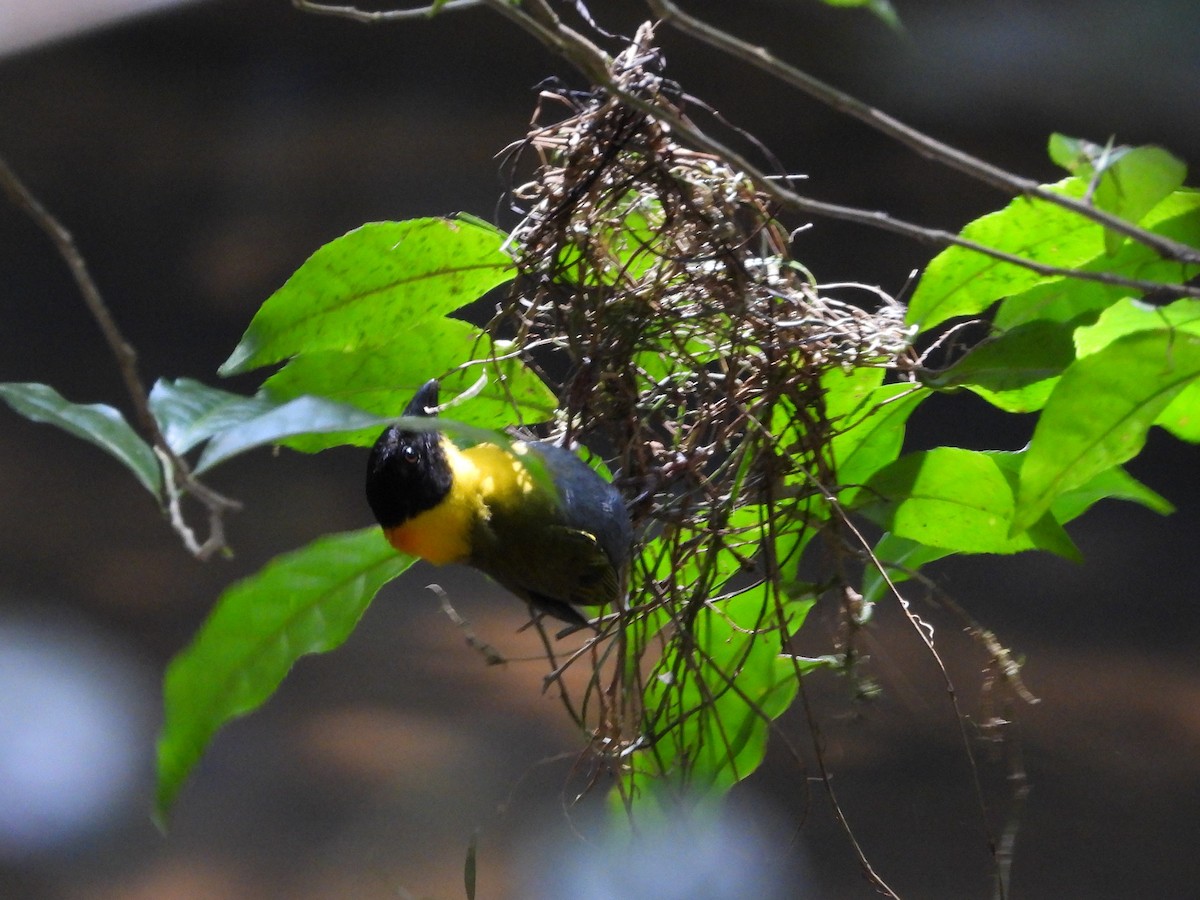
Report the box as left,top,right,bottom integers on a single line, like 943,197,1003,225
1073,297,1200,357
155,527,412,821
1050,464,1174,520
863,460,1170,604
993,190,1200,330
262,320,557,450
1014,329,1200,531
220,218,514,375
558,193,666,286
0,382,161,495
1072,298,1200,441
858,447,1075,557
907,178,1099,331
910,178,1200,332
1048,134,1187,254
831,384,928,505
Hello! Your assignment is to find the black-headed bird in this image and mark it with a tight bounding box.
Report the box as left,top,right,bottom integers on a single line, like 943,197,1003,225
365,380,632,631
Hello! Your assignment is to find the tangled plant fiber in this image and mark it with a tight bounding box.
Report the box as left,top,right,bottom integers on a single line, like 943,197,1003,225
491,23,914,791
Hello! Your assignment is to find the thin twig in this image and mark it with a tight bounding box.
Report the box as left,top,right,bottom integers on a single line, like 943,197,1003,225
647,0,1200,269
292,0,483,23
295,0,1200,296
474,1,1200,300
0,154,239,560
838,506,1005,898
427,583,506,665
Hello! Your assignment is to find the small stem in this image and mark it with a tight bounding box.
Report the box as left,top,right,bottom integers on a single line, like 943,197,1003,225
292,0,483,23
647,0,1200,268
477,1,1200,299
0,154,239,560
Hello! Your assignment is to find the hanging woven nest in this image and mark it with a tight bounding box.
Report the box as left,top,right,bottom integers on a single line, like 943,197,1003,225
493,22,915,780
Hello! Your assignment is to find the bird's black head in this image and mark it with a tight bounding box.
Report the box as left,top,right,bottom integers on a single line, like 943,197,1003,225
365,380,452,529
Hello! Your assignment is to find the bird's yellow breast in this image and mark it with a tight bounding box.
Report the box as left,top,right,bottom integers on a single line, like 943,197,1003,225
384,439,539,565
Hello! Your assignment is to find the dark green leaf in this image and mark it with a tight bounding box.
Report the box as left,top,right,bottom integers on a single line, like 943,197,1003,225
931,318,1078,412
220,218,514,375
1014,329,1200,531
820,0,901,29
193,395,393,473
148,378,274,456
0,382,161,495
155,527,412,821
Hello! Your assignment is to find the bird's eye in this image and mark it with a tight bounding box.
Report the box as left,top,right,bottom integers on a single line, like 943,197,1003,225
401,445,419,465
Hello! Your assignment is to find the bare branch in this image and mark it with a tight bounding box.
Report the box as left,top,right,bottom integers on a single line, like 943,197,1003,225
292,0,483,23
647,0,1200,269
0,154,239,560
478,1,1200,300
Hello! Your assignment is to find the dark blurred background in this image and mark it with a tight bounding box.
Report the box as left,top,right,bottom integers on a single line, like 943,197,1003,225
1,1,1198,897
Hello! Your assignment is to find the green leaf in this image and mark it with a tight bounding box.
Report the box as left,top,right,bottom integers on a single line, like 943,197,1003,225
1048,135,1187,254
811,367,928,505
993,189,1200,330
1047,133,1114,175
627,585,819,803
148,378,275,456
155,527,412,821
907,178,1101,331
1073,299,1200,441
819,0,901,29
930,318,1078,412
863,458,1170,604
220,218,514,375
262,320,557,451
862,533,948,605
558,193,666,287
1051,464,1174,520
1014,329,1200,531
0,382,161,495
193,395,393,473
858,447,1075,556
910,178,1200,333
831,384,929,505
1074,297,1200,357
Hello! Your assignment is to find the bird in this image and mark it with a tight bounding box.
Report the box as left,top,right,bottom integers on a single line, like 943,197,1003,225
365,379,632,632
